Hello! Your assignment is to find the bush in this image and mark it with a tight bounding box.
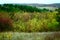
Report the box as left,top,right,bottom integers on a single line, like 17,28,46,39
0,13,13,32
13,12,59,32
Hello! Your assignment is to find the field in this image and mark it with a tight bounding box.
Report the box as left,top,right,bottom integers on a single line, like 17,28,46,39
0,32,60,40
37,7,57,10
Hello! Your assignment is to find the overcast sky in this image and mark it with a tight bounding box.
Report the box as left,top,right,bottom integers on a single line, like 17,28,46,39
0,0,60,4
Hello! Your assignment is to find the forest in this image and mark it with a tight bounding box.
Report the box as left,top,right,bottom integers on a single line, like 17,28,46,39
0,4,60,32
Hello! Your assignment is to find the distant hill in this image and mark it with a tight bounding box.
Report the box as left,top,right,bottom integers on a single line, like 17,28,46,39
2,3,60,8
22,3,60,8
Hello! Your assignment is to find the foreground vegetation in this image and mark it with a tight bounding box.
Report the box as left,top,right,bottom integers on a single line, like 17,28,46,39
0,32,60,40
0,4,60,32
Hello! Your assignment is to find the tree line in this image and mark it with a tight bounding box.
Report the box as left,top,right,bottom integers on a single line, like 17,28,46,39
0,4,51,13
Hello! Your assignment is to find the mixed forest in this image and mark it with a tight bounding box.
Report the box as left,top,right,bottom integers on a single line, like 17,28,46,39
0,4,60,32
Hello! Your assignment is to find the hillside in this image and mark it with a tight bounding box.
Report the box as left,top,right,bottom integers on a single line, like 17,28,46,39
26,3,60,8
0,4,60,32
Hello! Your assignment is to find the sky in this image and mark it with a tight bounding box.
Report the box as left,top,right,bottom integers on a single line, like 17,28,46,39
0,0,60,4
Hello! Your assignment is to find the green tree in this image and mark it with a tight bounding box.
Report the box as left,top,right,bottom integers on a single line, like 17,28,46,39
56,8,60,30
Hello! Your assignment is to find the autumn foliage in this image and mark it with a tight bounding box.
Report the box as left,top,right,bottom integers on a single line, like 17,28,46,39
0,13,13,32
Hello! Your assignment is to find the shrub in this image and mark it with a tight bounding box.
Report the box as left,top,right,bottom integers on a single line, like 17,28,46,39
0,13,13,32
